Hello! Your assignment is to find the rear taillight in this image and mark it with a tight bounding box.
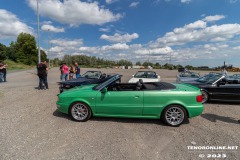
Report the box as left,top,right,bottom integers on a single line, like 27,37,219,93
196,95,203,102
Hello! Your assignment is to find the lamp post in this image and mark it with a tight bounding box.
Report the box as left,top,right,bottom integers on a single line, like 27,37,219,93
48,29,51,67
37,0,41,63
170,52,172,65
148,50,151,65
49,42,52,67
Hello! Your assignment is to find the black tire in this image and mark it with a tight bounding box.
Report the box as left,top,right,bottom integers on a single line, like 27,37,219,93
201,90,209,103
162,105,187,127
69,102,91,122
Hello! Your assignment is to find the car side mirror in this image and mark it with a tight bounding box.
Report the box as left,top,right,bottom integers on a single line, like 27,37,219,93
101,87,108,93
132,75,134,77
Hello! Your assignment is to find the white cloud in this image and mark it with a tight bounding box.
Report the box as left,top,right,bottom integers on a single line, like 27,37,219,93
100,33,139,43
99,27,111,32
49,39,83,58
118,53,127,57
42,21,52,25
0,9,33,39
79,46,99,53
151,20,240,47
210,37,226,42
185,20,207,29
218,44,228,48
102,43,129,51
135,46,173,55
229,0,238,4
50,39,83,47
78,43,130,54
181,0,191,3
153,0,161,5
204,44,218,51
203,15,225,22
51,46,65,53
233,46,240,50
41,24,64,33
106,0,119,4
27,0,122,26
129,2,140,8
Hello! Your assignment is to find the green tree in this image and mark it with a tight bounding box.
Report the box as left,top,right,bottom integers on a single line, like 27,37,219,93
117,59,132,66
15,32,38,65
176,64,183,69
163,63,171,69
52,58,62,67
185,65,194,70
0,43,7,60
142,61,153,67
135,61,141,66
40,50,48,62
6,41,18,62
154,62,161,69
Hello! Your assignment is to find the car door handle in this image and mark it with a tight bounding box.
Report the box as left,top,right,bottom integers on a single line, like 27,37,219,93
135,96,140,98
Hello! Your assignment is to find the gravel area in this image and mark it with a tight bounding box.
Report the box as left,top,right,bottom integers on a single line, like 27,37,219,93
0,68,239,160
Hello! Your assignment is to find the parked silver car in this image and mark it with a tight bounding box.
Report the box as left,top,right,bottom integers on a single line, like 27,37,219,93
176,71,200,82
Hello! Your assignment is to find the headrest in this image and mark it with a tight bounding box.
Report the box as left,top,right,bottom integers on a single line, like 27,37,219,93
136,81,142,87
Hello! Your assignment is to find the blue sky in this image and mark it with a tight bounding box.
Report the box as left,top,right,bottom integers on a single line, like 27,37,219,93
1,0,240,67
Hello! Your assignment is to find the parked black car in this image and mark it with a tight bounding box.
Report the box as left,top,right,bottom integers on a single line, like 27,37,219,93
179,72,240,103
178,67,187,72
58,71,117,93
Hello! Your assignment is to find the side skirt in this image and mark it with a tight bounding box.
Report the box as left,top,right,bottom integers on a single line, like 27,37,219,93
93,113,160,119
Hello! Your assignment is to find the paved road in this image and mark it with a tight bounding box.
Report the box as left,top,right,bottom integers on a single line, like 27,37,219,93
0,68,239,160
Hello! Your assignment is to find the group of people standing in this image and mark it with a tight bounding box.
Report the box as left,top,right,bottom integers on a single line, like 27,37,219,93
60,62,80,81
36,61,80,90
0,61,7,83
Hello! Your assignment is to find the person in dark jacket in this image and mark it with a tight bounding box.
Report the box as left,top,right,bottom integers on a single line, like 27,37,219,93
0,61,4,82
75,62,80,78
2,63,7,82
37,60,49,90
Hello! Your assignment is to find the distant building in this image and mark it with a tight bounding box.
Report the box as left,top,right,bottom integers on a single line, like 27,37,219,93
132,65,145,69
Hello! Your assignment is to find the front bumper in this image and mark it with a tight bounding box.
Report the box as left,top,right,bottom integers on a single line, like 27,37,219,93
56,101,69,114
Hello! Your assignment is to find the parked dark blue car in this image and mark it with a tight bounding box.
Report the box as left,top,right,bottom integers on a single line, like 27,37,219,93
58,71,117,93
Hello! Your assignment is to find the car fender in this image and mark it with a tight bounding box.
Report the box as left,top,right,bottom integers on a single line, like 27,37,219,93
68,98,94,111
200,88,210,96
161,101,189,117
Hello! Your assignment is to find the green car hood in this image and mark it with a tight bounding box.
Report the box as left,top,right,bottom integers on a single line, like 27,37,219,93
60,84,96,95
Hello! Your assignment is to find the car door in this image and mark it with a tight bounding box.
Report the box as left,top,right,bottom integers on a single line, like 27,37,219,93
206,83,240,101
95,90,143,115
142,90,166,116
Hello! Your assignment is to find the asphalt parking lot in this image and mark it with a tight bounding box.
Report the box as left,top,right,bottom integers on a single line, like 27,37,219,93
0,68,239,160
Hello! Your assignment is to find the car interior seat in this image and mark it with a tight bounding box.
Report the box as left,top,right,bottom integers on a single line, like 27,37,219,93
101,73,106,78
136,81,142,90
139,79,147,89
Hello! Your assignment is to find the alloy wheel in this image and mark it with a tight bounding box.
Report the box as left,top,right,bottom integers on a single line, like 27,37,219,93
71,103,89,121
165,106,184,126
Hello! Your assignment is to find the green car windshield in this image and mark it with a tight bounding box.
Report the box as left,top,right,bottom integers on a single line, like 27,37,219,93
93,75,121,90
195,73,223,84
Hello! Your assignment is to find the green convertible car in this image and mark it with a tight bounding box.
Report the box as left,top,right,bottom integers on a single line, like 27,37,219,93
56,75,204,126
